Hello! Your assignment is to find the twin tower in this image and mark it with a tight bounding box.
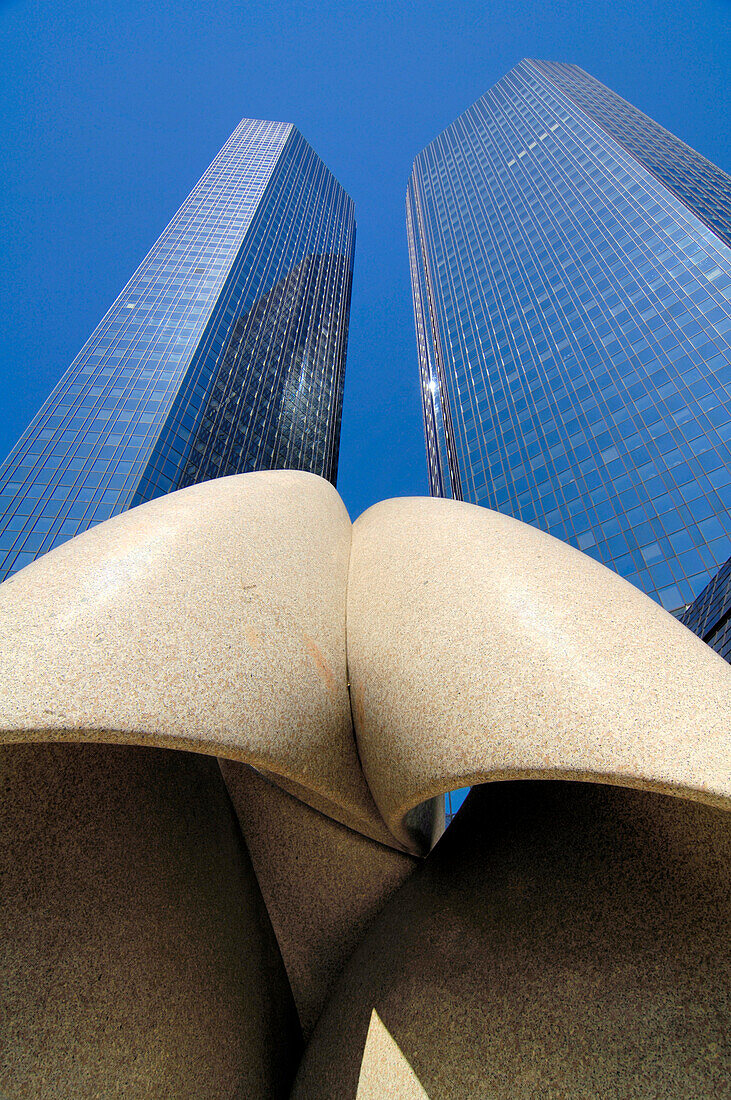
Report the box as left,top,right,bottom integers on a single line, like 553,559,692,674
2,61,731,625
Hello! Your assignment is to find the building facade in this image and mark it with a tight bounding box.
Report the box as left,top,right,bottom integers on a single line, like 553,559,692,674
679,553,731,663
0,119,355,581
407,60,731,614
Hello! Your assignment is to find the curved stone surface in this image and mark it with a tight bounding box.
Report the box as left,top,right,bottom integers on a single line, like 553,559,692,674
292,782,731,1099
220,761,417,1036
0,742,301,1099
0,470,394,846
0,479,729,1096
355,1011,430,1099
348,497,731,846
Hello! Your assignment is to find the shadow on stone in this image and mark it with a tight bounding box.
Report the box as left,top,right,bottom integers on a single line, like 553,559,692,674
293,781,730,1099
0,742,301,1099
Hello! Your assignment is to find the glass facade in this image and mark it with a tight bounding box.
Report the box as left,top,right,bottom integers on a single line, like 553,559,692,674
0,119,355,581
445,787,470,827
680,554,731,663
528,62,731,251
407,59,731,615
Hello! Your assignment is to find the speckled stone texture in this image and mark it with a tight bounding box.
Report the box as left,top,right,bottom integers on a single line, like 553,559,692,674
0,470,393,846
348,496,731,847
355,1011,430,1098
0,742,301,1099
0,475,729,1098
220,761,417,1037
292,782,731,1100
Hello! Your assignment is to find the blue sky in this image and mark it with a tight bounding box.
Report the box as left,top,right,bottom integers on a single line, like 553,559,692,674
1,0,730,519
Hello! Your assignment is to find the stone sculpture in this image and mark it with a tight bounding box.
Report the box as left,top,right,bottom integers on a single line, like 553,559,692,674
0,471,728,1098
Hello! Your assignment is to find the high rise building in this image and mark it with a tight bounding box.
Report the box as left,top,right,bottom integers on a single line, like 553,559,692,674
0,119,354,581
679,553,731,662
407,60,731,615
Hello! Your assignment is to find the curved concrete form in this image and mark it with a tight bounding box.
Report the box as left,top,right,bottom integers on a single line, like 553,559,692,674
348,496,731,847
0,470,393,847
0,743,301,1099
293,782,731,1100
220,760,417,1037
0,472,729,1098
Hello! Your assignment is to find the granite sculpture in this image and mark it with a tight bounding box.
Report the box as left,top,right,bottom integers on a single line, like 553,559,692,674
0,471,728,1098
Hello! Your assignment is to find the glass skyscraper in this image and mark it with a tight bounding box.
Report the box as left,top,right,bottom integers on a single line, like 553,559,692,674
407,60,731,615
679,552,731,663
0,119,354,581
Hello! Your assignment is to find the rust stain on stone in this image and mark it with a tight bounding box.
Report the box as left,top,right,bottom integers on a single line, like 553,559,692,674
245,626,262,650
304,635,336,694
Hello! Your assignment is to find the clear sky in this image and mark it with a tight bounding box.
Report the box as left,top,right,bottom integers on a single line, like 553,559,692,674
1,0,730,519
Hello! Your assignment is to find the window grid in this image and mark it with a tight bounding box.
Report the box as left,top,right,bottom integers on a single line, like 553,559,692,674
0,120,355,580
407,60,731,614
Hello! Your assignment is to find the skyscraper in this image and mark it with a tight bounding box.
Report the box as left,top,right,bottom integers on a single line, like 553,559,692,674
0,119,354,581
407,60,731,614
679,552,731,662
